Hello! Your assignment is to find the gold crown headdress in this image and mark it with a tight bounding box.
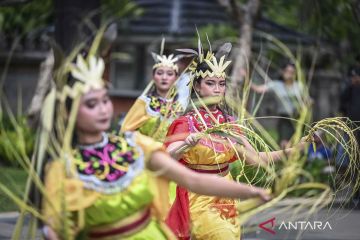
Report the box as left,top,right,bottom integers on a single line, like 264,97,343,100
70,54,105,91
56,54,105,102
51,26,110,102
178,37,232,82
151,38,179,72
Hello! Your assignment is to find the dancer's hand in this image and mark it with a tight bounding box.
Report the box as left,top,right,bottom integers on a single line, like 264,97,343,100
299,136,307,148
297,136,311,150
251,187,272,202
185,133,201,146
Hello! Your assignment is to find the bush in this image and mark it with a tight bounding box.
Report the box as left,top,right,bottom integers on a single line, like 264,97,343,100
0,115,35,167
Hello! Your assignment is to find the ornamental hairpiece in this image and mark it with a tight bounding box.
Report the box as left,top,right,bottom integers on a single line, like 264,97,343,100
178,38,232,83
70,54,105,91
151,38,179,72
152,54,179,72
57,54,105,101
192,54,231,79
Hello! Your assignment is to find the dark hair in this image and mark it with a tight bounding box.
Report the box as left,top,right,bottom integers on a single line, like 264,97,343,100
281,62,295,69
278,62,296,81
193,61,212,84
189,61,212,100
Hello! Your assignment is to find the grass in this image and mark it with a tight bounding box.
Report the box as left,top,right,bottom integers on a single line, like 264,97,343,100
0,166,27,212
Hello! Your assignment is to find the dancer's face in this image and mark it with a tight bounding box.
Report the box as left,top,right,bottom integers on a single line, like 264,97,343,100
195,76,226,99
76,88,113,134
153,66,177,93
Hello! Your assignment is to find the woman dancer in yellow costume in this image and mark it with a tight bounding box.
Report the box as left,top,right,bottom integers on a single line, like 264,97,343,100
120,40,189,203
39,44,271,240
120,40,188,142
165,44,307,240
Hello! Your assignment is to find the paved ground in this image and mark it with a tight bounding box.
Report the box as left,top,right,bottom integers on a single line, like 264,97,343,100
1,206,359,239
0,212,41,240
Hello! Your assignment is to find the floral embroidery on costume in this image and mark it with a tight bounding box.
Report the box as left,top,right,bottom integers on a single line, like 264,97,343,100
148,95,167,114
74,132,144,194
210,198,238,224
190,109,225,131
141,94,183,120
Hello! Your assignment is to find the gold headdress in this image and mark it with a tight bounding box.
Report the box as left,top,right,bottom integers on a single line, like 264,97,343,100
179,39,232,83
152,38,179,72
195,54,231,79
51,25,109,102
57,54,105,101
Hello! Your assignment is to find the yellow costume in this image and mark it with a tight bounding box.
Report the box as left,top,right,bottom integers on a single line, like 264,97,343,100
120,46,188,204
165,108,240,240
164,40,240,239
43,132,176,240
120,41,187,142
120,94,183,142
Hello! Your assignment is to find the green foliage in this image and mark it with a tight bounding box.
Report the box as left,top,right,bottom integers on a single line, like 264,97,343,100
262,0,300,30
0,167,27,212
0,0,53,37
0,115,35,167
194,24,238,48
0,0,142,38
304,159,330,183
198,0,359,62
262,0,360,58
101,0,143,22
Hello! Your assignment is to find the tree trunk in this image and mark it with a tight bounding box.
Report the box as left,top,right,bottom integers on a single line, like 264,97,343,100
230,0,260,90
54,0,100,53
27,0,101,126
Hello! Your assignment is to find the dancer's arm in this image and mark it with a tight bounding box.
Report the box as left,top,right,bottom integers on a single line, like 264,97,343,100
148,151,270,201
250,83,269,94
236,135,307,165
166,133,201,160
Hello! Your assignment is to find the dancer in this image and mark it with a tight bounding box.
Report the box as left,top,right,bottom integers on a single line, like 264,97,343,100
165,45,306,240
120,41,190,203
120,40,189,142
41,48,270,240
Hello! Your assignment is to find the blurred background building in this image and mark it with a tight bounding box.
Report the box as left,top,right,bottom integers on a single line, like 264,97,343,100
0,0,353,122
